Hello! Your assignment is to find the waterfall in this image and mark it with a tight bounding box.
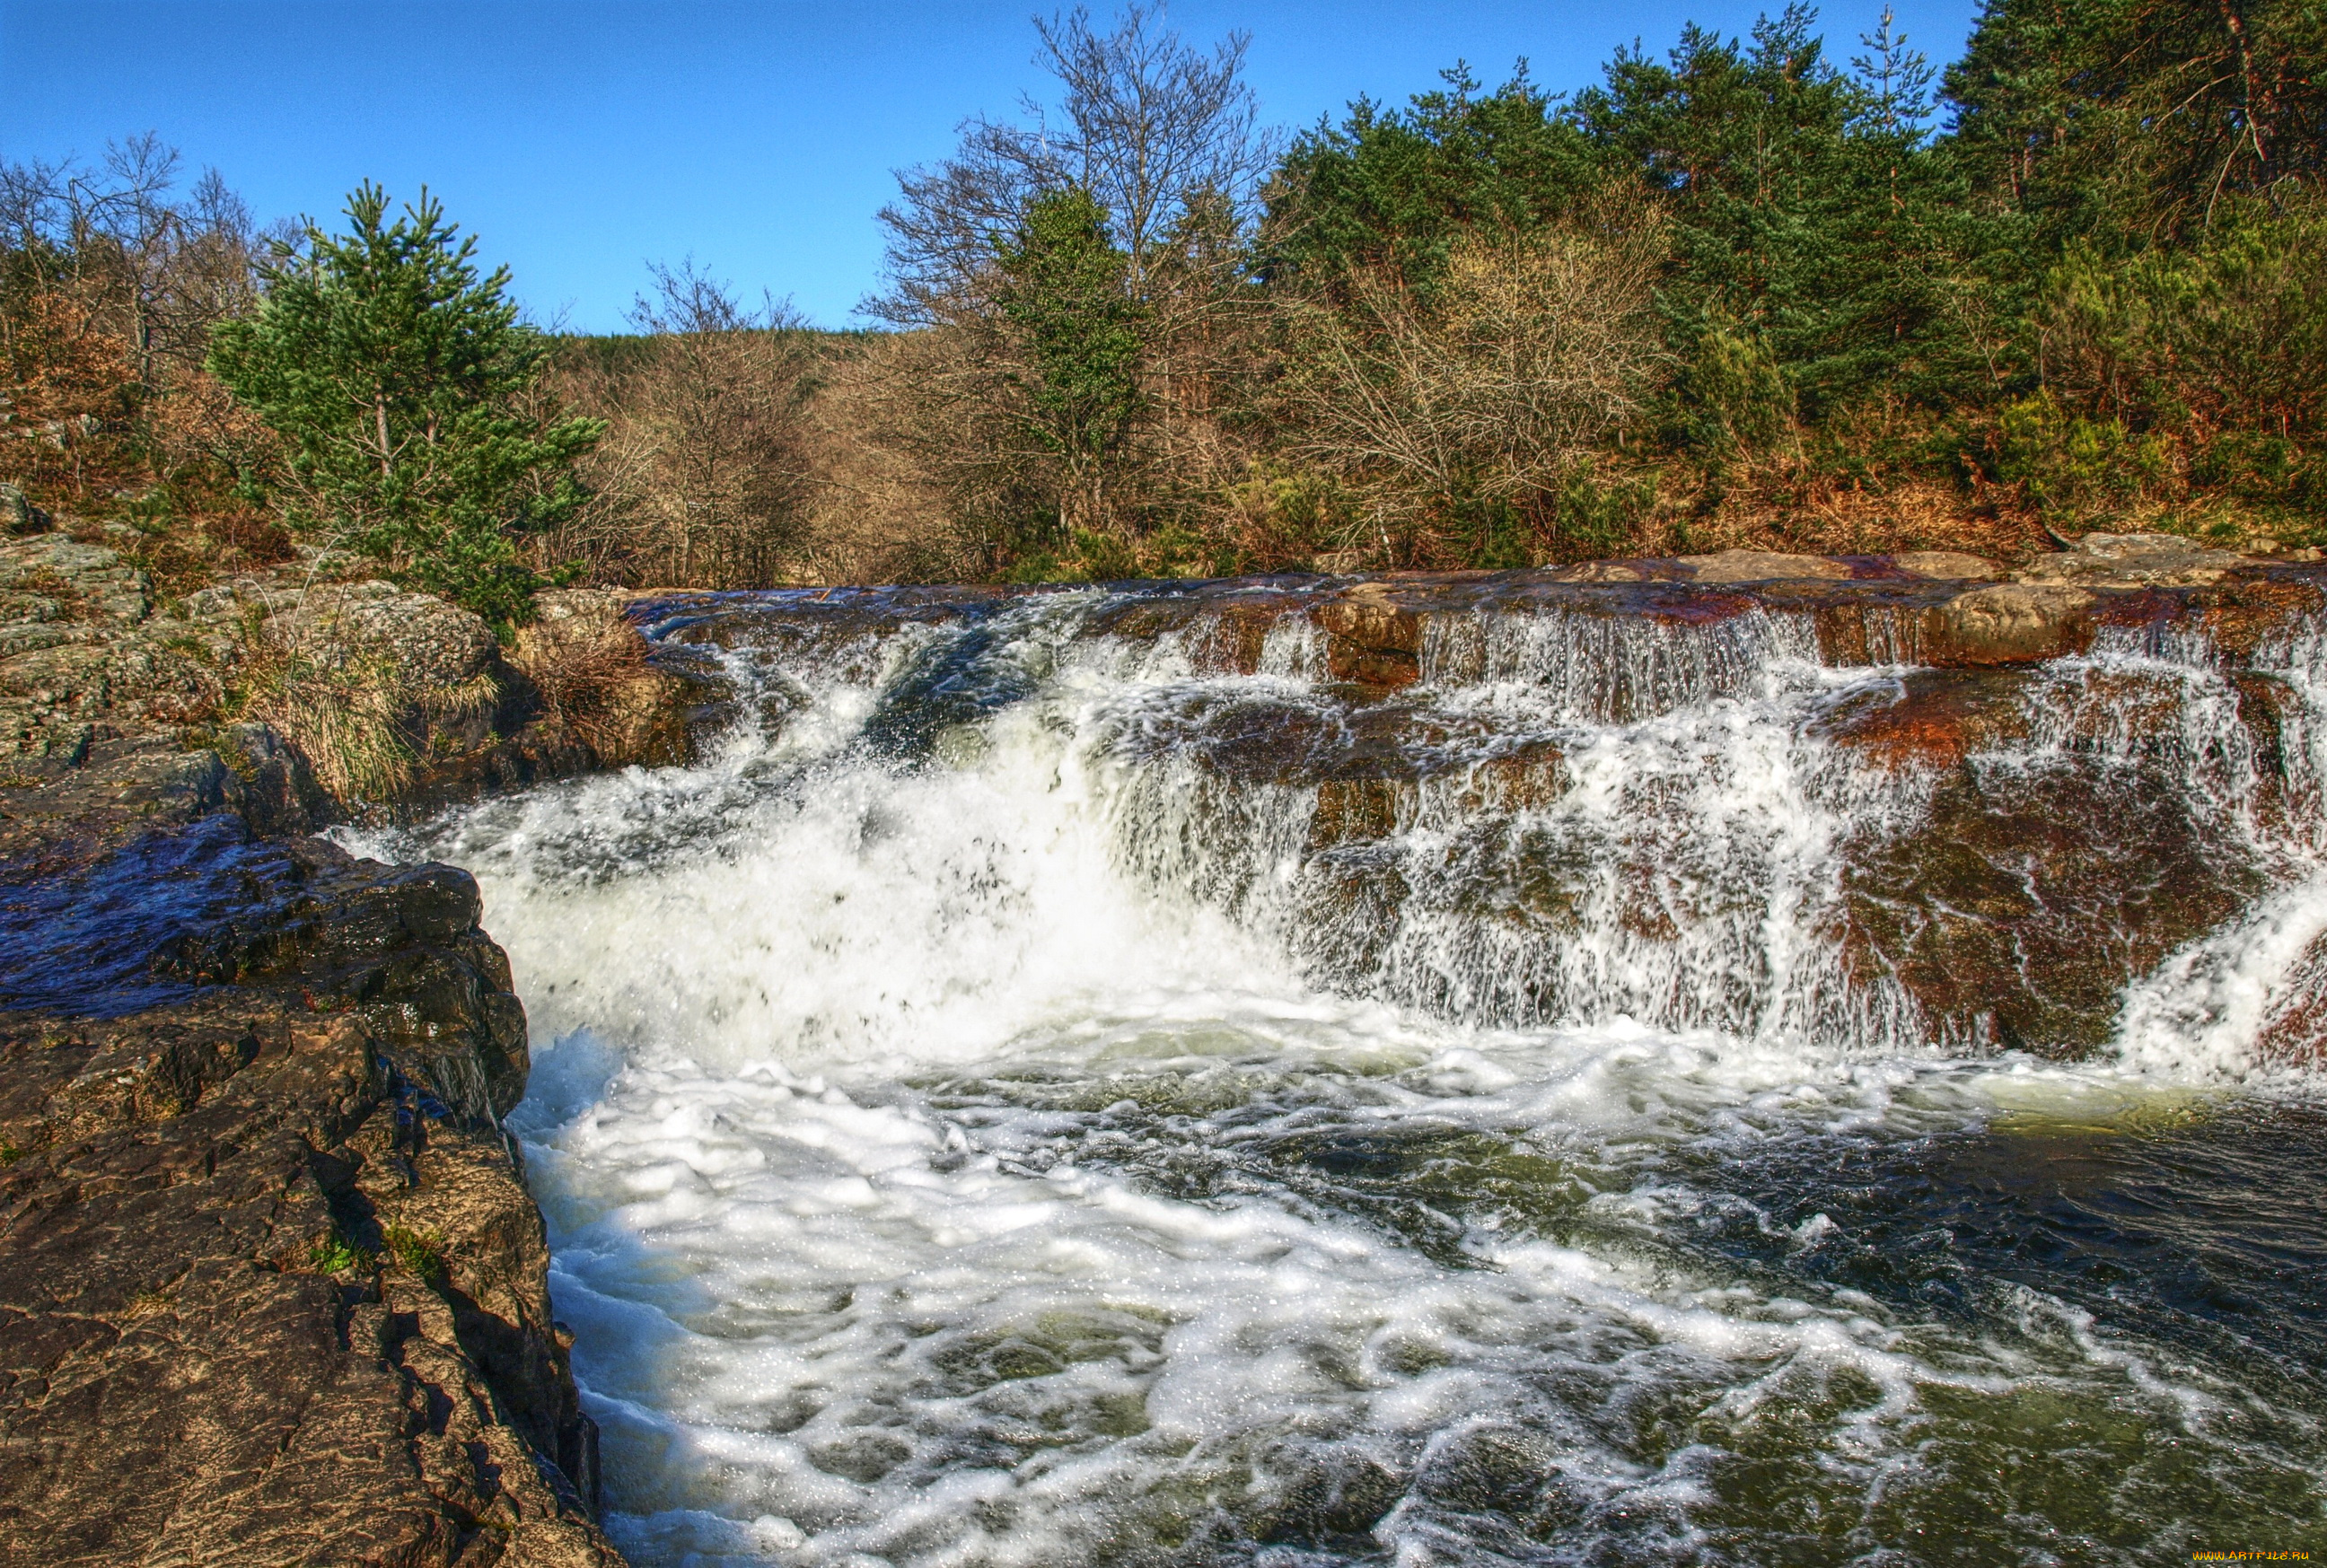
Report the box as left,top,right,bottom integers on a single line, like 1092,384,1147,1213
350,581,2327,1567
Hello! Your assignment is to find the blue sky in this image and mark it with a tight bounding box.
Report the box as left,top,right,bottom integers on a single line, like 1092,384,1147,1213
1,0,1980,332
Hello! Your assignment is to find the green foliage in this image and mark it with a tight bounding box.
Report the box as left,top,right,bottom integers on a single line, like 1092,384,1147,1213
1947,0,2327,250
1994,390,2176,519
382,1222,447,1285
1550,460,1660,556
309,1235,373,1275
1664,314,1797,470
1226,460,1357,566
2014,200,2327,525
1580,4,2008,422
1069,526,1143,581
993,188,1146,525
2037,204,2327,438
206,184,602,626
1269,66,1606,290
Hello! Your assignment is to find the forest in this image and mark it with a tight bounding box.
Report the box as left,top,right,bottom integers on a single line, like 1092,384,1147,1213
4,0,2325,614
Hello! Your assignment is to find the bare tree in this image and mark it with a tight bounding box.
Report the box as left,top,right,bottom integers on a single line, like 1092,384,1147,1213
0,136,273,382
552,259,818,587
865,6,1277,567
1276,206,1670,550
870,4,1274,325
1,136,279,510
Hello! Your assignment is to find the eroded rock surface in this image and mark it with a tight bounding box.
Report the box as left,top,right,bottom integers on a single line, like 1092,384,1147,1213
0,780,620,1565
1,536,698,815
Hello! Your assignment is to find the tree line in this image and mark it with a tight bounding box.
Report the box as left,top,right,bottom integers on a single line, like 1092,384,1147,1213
5,0,2326,619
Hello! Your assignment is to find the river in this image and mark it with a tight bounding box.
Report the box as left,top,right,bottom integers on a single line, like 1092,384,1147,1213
350,583,2327,1564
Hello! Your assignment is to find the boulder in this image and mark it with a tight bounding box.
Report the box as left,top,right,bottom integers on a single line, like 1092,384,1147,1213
1675,548,1853,583
1841,756,2261,1055
1313,585,1424,688
0,485,48,537
1891,550,2001,581
507,591,697,772
275,580,499,693
2015,530,2249,587
0,821,621,1565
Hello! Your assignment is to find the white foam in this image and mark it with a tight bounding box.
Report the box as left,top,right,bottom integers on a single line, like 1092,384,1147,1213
346,596,2327,1564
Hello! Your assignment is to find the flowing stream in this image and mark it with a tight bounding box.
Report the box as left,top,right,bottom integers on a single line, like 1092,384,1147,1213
351,585,2327,1564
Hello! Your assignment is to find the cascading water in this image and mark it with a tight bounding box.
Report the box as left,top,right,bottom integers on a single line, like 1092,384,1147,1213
350,583,2327,1564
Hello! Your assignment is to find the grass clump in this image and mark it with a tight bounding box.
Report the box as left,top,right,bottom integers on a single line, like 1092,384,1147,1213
381,1223,448,1286
308,1235,373,1275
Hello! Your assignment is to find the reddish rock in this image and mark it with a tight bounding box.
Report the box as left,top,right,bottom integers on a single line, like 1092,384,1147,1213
1822,670,2036,770
2255,931,2327,1065
1840,758,2261,1056
1313,591,1424,689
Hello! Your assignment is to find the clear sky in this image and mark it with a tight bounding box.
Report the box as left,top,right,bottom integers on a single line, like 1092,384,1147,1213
0,0,1980,333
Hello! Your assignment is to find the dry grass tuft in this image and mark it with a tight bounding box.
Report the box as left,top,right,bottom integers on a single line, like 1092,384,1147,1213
509,606,659,761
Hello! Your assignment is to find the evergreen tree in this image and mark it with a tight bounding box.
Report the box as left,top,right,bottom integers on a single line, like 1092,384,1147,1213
1946,0,2327,250
1267,66,1606,291
1576,4,1997,421
208,183,600,624
992,187,1147,535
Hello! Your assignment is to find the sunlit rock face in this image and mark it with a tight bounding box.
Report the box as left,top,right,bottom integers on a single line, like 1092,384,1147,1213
356,545,2327,1566
0,784,620,1565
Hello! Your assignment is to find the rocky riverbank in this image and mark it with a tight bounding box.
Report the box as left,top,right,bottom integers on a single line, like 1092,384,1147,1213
0,526,685,1564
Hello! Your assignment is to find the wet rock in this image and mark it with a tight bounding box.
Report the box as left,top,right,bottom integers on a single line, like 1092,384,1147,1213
2254,932,2327,1065
1922,583,2098,667
1314,587,1423,688
1841,757,2261,1056
0,818,620,1564
2197,573,2327,660
1309,776,1410,848
1822,670,2037,769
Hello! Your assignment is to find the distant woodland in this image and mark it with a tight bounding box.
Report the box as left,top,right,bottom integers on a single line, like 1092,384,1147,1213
6,0,2326,611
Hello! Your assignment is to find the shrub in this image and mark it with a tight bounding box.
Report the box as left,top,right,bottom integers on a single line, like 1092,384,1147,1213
207,184,602,626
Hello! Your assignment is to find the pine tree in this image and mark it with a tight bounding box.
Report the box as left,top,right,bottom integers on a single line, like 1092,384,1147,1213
1946,0,2327,250
208,183,601,625
992,187,1146,536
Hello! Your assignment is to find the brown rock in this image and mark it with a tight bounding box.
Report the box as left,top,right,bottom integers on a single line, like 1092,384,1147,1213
1309,777,1410,848
2017,531,2248,588
1675,549,1853,583
1841,757,2261,1055
1891,550,2001,581
508,592,696,775
1313,590,1423,688
0,817,623,1565
1923,583,2098,666
1822,670,2036,769
2254,931,2327,1065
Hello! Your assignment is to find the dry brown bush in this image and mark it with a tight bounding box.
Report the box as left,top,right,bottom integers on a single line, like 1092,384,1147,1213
545,262,818,588
507,608,649,758
1271,209,1669,550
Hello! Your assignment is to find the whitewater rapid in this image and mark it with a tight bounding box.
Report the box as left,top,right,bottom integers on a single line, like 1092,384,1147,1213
350,590,2327,1564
